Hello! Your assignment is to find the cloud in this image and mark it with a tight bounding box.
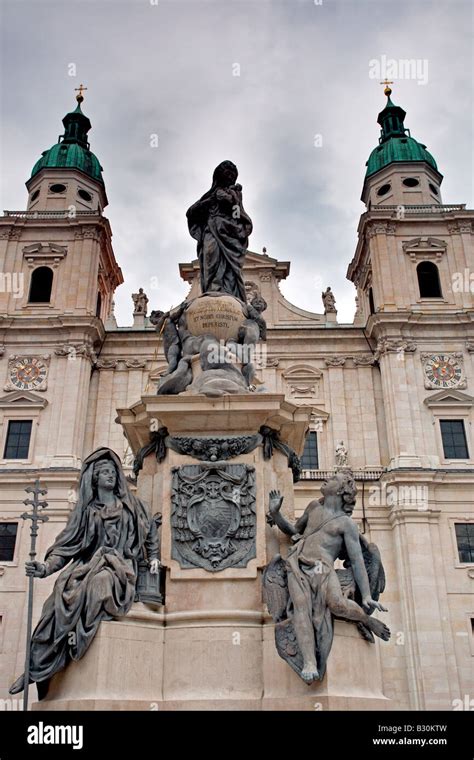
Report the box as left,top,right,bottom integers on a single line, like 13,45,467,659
1,0,472,326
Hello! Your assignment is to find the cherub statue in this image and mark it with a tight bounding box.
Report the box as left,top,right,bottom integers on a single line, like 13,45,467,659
149,308,182,377
263,471,390,684
235,294,267,386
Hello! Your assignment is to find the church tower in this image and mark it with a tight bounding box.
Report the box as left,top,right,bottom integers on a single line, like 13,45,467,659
362,84,443,210
348,84,473,469
0,89,123,470
26,85,108,216
347,86,474,709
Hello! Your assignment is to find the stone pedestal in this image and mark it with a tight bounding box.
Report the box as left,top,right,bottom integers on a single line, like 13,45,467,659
34,393,393,711
34,610,390,711
132,313,146,329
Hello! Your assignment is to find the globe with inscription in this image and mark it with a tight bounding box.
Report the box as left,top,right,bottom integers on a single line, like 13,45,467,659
186,294,246,342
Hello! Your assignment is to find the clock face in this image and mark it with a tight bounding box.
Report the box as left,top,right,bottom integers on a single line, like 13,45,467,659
9,357,48,390
423,354,463,388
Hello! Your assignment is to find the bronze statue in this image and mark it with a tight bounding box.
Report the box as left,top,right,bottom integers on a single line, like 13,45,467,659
263,471,390,684
10,448,160,698
186,161,253,301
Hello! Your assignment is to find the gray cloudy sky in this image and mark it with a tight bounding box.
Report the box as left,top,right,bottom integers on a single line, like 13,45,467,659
1,0,472,325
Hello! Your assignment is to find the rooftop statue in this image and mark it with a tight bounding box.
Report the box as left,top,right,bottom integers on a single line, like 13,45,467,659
322,286,337,314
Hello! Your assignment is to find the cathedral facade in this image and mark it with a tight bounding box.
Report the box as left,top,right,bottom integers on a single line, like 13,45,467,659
0,88,473,710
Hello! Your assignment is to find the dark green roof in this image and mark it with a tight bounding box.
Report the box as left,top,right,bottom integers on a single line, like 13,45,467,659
366,135,438,177
31,101,104,184
365,93,439,178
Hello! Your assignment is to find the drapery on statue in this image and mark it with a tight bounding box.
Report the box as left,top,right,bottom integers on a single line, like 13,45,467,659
335,440,348,468
132,287,149,316
263,471,390,684
10,447,160,698
322,286,337,314
186,160,253,302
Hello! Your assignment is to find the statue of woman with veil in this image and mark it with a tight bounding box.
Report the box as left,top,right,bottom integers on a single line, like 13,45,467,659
10,447,160,698
186,160,253,302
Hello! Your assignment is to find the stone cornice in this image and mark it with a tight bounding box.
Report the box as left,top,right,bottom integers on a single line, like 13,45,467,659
402,236,447,261
380,468,474,484
364,311,474,342
23,242,67,268
347,206,474,282
388,507,441,528
179,252,290,284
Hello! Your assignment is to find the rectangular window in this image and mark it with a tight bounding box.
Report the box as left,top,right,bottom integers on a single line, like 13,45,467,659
0,523,18,562
3,420,32,459
440,420,469,459
455,523,474,563
301,431,319,470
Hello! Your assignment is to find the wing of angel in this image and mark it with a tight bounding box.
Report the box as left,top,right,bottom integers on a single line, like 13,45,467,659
337,533,387,642
359,534,386,600
262,555,289,623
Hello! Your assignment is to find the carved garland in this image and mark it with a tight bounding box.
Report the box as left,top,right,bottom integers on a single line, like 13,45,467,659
132,425,302,483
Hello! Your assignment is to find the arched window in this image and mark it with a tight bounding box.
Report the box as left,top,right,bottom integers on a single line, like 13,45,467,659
96,291,102,319
28,266,53,303
417,261,442,298
368,287,375,315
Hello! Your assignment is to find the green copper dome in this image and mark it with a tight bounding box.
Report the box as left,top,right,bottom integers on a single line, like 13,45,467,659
31,100,104,184
365,92,438,178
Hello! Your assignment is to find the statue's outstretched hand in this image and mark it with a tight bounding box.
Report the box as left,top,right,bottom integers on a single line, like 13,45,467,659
362,596,387,614
269,490,284,514
25,561,46,578
149,558,161,575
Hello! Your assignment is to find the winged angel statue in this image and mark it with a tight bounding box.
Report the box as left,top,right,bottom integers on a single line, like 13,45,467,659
263,471,390,684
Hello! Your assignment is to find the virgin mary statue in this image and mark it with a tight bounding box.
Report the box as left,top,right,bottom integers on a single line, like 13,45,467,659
10,447,160,698
186,160,253,302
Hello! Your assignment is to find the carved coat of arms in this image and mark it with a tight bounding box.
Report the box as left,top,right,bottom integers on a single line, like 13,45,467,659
171,464,256,571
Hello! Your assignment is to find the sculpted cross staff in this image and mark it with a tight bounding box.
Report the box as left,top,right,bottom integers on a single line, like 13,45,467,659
10,448,160,700
20,480,49,710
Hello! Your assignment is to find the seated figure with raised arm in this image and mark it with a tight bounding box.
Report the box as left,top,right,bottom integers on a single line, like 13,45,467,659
263,471,390,684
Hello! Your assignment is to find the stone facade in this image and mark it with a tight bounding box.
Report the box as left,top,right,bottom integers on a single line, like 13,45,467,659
0,103,473,711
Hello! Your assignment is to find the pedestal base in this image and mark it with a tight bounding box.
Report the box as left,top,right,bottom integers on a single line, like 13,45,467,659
33,607,393,711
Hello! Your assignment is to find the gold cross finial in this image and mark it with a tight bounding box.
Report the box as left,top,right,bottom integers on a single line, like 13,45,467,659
75,83,87,104
380,79,393,97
